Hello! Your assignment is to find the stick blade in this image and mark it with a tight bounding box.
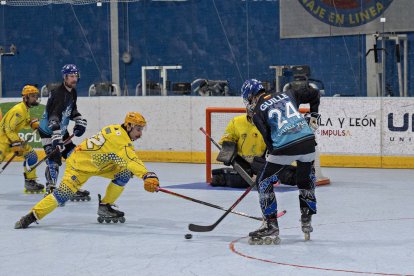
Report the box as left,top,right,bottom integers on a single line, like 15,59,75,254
188,223,216,232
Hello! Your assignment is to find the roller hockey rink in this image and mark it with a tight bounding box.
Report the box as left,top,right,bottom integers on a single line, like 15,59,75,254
1,162,413,275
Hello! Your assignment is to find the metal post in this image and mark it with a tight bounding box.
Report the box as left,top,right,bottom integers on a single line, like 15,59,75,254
141,65,182,96
0,55,2,98
0,46,17,98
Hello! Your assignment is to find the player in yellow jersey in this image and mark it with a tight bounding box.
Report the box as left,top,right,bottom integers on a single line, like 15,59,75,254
14,112,160,228
212,108,297,188
0,85,44,193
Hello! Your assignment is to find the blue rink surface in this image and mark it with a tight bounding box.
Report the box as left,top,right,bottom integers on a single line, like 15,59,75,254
1,162,414,276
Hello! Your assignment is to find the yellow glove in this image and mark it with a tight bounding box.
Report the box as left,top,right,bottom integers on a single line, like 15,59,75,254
10,141,24,156
30,118,40,130
143,172,159,193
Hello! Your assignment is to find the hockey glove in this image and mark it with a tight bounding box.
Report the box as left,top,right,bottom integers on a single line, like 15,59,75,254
143,172,159,193
10,141,24,156
308,113,320,131
51,130,64,152
29,118,40,130
216,141,237,166
73,118,87,137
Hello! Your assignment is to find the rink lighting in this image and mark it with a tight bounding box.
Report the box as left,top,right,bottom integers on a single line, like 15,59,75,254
97,1,102,7
0,1,6,5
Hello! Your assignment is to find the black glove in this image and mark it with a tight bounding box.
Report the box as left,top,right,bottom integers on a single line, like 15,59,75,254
73,118,87,137
51,130,64,152
10,141,24,156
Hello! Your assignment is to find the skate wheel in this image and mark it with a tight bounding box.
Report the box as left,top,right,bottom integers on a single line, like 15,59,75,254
264,237,273,245
119,217,126,223
97,217,104,223
248,238,256,245
304,233,310,241
273,237,281,245
256,238,264,245
112,218,118,223
105,219,111,223
76,198,80,202
86,196,91,201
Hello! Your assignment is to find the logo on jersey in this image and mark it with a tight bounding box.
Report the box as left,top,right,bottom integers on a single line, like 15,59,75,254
298,0,394,27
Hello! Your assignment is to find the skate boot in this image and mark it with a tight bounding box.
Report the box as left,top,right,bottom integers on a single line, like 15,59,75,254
14,212,37,229
301,213,313,241
97,194,125,223
24,179,45,194
248,216,280,245
70,189,91,202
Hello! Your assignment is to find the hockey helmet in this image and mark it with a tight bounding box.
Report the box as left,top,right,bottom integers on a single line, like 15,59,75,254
124,112,146,129
21,85,39,96
61,64,80,78
241,79,264,113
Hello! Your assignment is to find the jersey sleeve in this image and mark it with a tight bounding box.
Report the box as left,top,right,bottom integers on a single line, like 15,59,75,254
118,145,148,178
253,102,273,151
2,108,25,142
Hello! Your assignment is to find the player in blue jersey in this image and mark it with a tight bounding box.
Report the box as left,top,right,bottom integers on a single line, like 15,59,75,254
38,64,89,201
241,79,320,244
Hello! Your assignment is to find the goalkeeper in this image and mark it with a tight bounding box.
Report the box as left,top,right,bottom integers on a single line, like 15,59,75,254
211,108,296,188
15,112,160,229
0,85,44,193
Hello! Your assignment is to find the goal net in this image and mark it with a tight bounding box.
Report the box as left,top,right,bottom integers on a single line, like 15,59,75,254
1,0,139,6
205,106,330,186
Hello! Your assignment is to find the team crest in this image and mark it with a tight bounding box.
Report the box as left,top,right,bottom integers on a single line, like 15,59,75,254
298,0,394,27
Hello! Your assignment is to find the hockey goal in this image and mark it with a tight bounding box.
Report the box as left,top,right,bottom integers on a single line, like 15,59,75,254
205,107,330,186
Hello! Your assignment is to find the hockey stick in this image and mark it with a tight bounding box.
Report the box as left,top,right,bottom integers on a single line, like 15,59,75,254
26,134,74,173
190,127,286,232
157,187,263,221
0,130,37,174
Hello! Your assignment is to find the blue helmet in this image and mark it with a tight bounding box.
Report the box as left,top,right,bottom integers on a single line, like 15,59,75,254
241,79,264,107
61,64,80,78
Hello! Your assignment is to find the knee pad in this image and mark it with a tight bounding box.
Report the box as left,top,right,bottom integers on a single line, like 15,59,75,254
45,159,59,185
112,170,132,187
24,150,38,167
299,189,317,215
53,183,76,206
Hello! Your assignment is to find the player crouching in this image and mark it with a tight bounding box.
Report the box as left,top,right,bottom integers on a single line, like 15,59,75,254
15,112,159,229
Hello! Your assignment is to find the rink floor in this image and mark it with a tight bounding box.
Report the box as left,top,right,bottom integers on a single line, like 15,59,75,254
0,162,413,276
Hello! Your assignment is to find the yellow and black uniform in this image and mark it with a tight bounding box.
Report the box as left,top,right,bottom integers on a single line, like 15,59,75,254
30,124,149,220
219,114,266,163
212,114,266,188
0,101,39,181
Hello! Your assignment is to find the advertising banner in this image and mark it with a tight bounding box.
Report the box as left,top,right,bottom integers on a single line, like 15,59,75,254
280,0,414,38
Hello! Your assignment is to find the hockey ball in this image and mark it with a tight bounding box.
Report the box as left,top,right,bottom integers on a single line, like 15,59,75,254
185,233,192,239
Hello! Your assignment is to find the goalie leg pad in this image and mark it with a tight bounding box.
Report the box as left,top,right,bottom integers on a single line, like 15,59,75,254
211,168,249,188
216,141,237,165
